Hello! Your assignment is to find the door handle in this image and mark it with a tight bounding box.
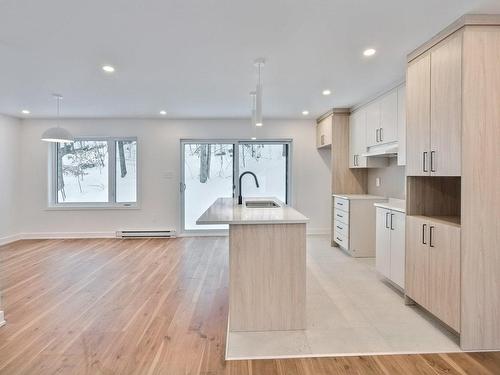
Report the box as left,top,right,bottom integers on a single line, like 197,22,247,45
385,212,390,229
353,155,356,166
422,224,427,245
379,127,383,142
355,155,358,166
430,151,436,172
390,213,394,230
423,152,428,172
376,128,379,142
429,226,435,247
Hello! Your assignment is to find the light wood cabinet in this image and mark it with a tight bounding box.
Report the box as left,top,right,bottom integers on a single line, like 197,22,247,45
406,54,431,176
430,32,462,176
406,33,462,176
316,115,332,149
376,207,405,289
406,215,460,331
397,85,406,166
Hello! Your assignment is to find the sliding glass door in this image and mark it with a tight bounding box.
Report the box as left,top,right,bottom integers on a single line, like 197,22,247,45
181,140,291,233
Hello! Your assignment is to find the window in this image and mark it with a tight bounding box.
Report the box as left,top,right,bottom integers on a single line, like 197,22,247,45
51,138,137,207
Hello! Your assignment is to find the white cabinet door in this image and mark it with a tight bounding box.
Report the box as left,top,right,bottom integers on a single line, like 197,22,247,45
365,102,380,147
379,90,398,145
375,208,391,279
389,211,406,288
397,85,406,166
349,109,367,168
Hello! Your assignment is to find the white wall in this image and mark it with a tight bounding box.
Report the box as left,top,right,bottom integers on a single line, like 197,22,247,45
18,118,331,236
0,115,21,244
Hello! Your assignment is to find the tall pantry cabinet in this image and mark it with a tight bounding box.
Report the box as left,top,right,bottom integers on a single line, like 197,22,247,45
405,15,500,351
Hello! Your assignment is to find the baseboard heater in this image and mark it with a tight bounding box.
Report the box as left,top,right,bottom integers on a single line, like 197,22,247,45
116,230,177,239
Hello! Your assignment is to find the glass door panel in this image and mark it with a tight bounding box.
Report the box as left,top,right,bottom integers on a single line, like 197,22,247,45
182,143,234,231
238,143,288,203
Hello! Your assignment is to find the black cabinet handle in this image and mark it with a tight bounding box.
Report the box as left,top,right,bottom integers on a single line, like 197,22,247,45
379,127,383,142
337,202,343,206
385,212,390,229
390,213,394,230
422,224,427,245
429,226,435,247
430,151,436,172
336,213,343,218
336,225,343,230
336,237,343,242
376,128,380,142
423,152,428,172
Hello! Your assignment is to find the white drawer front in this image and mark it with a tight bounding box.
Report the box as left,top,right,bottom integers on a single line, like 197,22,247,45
334,231,349,249
334,208,349,225
334,219,349,238
334,197,350,212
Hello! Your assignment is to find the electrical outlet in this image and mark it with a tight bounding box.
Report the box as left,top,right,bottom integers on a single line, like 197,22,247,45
375,177,381,187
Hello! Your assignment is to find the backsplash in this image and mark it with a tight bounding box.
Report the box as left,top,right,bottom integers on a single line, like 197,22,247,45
367,158,405,199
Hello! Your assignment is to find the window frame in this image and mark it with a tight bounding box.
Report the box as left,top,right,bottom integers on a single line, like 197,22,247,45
48,136,139,210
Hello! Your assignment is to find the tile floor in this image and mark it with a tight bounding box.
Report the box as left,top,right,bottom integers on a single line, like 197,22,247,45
226,236,461,359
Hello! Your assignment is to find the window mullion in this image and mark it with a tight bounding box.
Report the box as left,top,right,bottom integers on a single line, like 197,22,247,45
109,139,116,204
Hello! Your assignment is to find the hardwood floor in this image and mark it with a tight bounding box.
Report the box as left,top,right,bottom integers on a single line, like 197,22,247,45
0,238,499,374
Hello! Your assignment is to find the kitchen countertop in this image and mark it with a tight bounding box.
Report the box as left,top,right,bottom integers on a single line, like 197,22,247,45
374,198,406,213
196,197,309,225
332,194,387,200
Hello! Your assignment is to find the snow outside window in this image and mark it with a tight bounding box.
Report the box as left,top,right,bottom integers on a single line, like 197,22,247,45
52,138,137,207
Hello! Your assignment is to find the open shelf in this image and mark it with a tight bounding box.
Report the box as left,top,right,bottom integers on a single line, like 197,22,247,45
411,215,461,228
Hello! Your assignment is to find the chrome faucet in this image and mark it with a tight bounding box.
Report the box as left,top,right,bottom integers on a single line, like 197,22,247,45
238,171,259,205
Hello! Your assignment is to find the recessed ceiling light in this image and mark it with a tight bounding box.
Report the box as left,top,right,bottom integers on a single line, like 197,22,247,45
102,65,115,73
322,89,331,96
302,110,309,116
160,110,167,115
255,122,263,127
251,137,256,140
21,109,30,114
363,48,376,57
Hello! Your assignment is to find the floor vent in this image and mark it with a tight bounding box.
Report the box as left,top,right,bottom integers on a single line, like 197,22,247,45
116,230,177,239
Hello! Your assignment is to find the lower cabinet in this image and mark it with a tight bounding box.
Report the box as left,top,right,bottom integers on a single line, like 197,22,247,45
406,215,461,332
376,208,405,289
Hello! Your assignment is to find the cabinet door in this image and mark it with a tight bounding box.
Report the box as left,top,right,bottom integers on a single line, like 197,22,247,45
428,221,461,331
349,113,358,168
406,54,431,176
365,102,380,147
397,85,406,166
430,33,462,176
390,211,406,289
405,216,429,308
376,208,391,278
316,116,332,148
349,110,367,168
379,90,398,145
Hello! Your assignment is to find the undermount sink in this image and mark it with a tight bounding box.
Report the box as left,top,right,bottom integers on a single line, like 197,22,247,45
245,200,281,208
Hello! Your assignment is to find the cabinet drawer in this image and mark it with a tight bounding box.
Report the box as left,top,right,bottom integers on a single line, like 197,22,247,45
334,197,349,212
333,208,349,224
334,220,349,238
334,231,349,249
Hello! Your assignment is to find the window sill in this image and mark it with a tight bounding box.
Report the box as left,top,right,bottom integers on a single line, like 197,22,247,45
46,204,141,211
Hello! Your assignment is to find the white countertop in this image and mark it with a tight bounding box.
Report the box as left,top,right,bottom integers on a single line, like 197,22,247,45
332,194,386,201
374,198,406,213
196,197,309,225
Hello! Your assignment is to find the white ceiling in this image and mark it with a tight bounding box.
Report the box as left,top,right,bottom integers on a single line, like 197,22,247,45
1,0,499,119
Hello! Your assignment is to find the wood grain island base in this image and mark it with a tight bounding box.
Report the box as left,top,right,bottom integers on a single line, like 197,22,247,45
197,197,309,333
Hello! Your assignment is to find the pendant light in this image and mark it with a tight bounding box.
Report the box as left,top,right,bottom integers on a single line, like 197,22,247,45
41,94,74,143
254,58,265,127
250,90,257,127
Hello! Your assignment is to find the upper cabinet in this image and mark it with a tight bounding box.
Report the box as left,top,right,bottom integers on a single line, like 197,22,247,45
349,84,404,169
397,85,406,166
316,114,332,149
406,32,462,176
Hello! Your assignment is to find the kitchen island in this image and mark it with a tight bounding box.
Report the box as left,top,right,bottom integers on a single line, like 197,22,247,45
197,197,309,332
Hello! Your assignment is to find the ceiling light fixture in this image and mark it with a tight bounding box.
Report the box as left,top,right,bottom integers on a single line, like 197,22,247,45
322,89,331,96
160,110,167,115
251,137,257,140
22,110,30,114
102,65,115,73
41,94,74,143
254,58,265,127
302,110,309,116
363,48,376,57
250,91,257,127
